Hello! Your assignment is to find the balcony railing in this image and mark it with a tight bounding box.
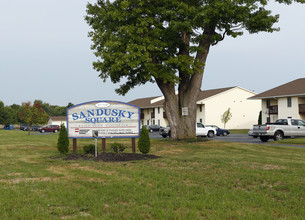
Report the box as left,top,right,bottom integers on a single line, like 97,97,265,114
269,105,278,115
299,104,305,114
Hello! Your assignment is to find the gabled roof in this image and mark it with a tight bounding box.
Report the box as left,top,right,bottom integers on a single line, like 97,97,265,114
250,78,305,99
197,87,235,101
128,95,161,108
129,87,236,108
49,116,66,121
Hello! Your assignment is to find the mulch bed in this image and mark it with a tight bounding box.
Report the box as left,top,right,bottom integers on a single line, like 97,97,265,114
51,153,160,162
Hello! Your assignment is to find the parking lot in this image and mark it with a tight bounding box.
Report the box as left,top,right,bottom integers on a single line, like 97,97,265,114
149,132,305,148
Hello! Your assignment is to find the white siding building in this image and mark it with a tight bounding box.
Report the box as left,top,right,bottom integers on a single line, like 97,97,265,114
250,78,305,123
48,116,67,127
129,87,261,129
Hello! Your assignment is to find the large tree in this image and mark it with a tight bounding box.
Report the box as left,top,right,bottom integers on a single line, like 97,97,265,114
86,0,304,139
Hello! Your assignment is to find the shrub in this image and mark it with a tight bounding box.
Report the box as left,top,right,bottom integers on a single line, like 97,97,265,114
83,144,95,154
57,124,69,154
111,142,126,156
258,111,262,125
138,126,150,155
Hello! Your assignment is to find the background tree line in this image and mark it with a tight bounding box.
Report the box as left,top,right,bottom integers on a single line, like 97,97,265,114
0,100,73,125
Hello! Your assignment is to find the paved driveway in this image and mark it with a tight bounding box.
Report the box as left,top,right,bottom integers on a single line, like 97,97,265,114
150,132,305,148
214,134,263,144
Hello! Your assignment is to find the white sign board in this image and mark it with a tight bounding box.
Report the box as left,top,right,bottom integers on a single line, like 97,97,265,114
182,107,188,116
67,101,140,139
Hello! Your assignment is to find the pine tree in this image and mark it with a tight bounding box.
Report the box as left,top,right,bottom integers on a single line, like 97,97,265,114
57,124,69,154
138,126,150,155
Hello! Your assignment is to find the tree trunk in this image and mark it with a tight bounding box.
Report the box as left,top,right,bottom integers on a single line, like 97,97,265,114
155,32,212,140
28,125,31,136
156,78,201,140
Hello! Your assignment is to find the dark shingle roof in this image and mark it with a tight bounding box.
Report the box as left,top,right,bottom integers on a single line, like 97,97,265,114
129,87,235,108
49,116,66,121
250,78,305,99
128,96,161,108
197,87,235,100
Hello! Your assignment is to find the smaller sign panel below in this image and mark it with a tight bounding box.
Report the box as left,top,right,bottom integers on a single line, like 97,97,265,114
67,101,140,139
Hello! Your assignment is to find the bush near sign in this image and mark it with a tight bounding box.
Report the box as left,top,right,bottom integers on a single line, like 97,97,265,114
67,101,140,139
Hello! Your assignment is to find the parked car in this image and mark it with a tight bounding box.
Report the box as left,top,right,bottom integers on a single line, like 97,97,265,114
39,125,60,133
20,124,28,130
159,125,171,138
206,125,230,136
147,125,162,132
23,125,42,131
251,118,305,142
159,123,216,138
23,125,31,131
32,125,42,131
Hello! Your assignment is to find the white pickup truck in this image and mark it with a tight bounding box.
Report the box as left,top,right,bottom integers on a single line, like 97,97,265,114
196,123,217,138
251,118,305,142
159,122,216,138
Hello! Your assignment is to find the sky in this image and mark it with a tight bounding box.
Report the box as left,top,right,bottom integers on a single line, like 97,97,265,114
0,0,304,106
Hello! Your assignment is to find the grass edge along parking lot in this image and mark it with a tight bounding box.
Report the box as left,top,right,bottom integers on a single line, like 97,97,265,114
0,130,304,219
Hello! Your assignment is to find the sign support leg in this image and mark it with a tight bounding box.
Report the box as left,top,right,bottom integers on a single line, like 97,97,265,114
73,139,77,154
102,138,106,153
132,138,136,154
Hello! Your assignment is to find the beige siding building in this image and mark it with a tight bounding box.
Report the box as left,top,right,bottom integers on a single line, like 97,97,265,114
250,78,305,123
48,116,67,127
129,87,260,129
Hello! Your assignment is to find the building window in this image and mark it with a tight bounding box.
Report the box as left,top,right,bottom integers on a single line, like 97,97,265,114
158,119,160,125
199,104,202,112
287,97,292,107
199,118,202,123
147,120,149,125
158,107,160,114
266,99,270,108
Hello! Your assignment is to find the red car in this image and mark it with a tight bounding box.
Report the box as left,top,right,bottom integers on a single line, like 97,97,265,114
39,125,60,133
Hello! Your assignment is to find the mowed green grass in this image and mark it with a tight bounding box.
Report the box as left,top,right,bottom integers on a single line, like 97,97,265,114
0,130,305,219
275,137,305,145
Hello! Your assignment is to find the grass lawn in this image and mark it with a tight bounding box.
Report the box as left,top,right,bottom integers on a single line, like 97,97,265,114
229,129,249,134
0,130,305,219
275,137,305,145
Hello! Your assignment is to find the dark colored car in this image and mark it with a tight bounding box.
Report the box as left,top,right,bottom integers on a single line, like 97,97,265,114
159,125,171,138
23,125,31,131
23,125,42,131
20,124,28,130
147,125,162,132
39,125,60,133
207,125,230,136
28,125,42,131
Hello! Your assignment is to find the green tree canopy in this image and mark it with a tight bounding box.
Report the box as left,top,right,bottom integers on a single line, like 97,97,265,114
34,100,69,116
19,102,49,135
86,0,304,139
0,101,19,125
